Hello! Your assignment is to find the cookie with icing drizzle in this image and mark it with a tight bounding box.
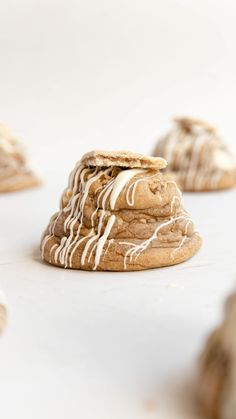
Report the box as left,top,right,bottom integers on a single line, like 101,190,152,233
40,150,201,271
153,117,236,191
198,291,236,419
0,124,40,192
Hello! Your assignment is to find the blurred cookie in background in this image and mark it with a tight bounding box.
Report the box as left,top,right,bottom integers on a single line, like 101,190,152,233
198,290,236,419
153,117,236,192
0,123,40,192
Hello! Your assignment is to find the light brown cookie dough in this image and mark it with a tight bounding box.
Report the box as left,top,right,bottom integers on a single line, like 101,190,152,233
40,150,202,271
198,292,236,419
0,124,40,193
81,150,167,170
153,117,236,191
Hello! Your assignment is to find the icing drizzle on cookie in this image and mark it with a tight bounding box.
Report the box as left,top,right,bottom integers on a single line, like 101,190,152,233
41,159,197,270
110,168,145,209
155,118,236,190
41,164,149,270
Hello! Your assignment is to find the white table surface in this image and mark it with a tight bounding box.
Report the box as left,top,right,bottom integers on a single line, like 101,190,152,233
0,163,236,419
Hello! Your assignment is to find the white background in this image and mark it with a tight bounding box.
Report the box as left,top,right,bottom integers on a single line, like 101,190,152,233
0,1,236,418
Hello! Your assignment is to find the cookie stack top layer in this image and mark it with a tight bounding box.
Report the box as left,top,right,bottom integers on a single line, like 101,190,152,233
0,124,40,192
41,150,201,271
81,150,167,169
154,117,236,191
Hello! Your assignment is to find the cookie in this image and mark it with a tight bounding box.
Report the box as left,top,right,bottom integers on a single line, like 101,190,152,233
198,292,236,419
81,150,167,169
0,124,40,193
40,150,202,271
153,117,236,191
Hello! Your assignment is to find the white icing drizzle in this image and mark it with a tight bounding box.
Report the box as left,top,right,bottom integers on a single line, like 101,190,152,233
157,121,236,190
171,235,188,259
72,177,116,268
170,217,192,260
126,173,158,206
49,243,57,263
165,129,181,165
166,180,182,198
81,168,143,268
185,133,211,190
93,215,116,270
166,180,183,214
71,167,147,268
90,178,114,227
88,241,97,264
63,164,86,232
40,211,62,261
58,169,104,267
81,234,100,266
110,169,145,210
122,215,192,270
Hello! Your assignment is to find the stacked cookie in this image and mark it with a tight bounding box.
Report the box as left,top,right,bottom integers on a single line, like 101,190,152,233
154,117,236,191
199,291,236,419
41,150,201,271
0,124,40,192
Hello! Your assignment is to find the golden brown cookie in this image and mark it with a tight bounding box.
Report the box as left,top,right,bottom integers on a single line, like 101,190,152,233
81,150,167,169
0,123,40,193
40,150,202,271
198,292,236,419
153,117,236,191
